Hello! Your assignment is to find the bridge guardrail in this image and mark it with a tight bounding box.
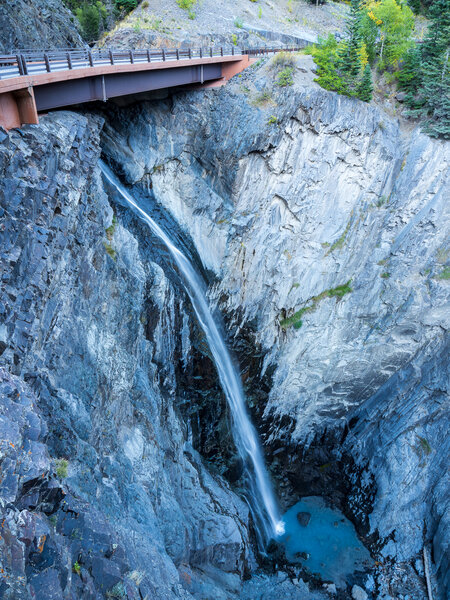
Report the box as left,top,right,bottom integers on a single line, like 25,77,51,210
0,46,243,80
0,46,304,81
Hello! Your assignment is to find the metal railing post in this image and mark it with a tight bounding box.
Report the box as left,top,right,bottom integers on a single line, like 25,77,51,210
129,50,134,63
44,52,50,72
162,48,166,61
16,55,23,75
232,46,234,56
109,49,114,65
18,54,28,75
88,51,94,67
147,49,151,62
199,47,203,58
176,48,179,60
66,52,72,69
210,47,213,57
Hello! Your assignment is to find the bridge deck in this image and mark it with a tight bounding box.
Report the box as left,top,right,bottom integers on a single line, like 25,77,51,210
0,46,302,130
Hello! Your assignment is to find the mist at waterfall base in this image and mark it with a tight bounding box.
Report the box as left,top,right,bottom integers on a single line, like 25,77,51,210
100,161,284,549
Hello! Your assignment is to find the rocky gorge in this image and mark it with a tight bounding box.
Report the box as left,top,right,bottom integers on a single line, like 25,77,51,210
0,2,449,600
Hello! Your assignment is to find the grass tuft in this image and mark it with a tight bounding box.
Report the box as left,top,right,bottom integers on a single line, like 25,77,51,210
252,89,273,106
438,266,450,280
104,242,117,261
105,214,117,241
326,218,351,255
280,281,353,329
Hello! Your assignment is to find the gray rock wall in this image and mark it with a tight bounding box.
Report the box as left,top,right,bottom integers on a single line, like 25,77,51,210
99,55,449,597
0,112,252,599
0,0,82,52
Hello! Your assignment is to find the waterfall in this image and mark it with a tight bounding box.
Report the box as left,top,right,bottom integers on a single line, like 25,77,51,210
100,161,284,546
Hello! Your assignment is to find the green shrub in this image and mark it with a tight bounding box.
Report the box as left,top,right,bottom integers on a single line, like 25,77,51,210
438,266,450,280
141,0,149,6
268,115,278,124
55,458,68,479
73,561,81,575
306,33,374,102
231,34,238,45
115,0,138,12
176,0,195,9
327,282,353,297
271,51,296,71
234,17,244,28
376,195,388,207
280,281,353,329
277,66,294,86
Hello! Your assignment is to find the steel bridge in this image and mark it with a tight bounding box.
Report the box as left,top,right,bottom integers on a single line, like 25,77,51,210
0,46,303,130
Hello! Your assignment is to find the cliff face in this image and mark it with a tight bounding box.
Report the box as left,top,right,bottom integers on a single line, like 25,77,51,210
100,55,449,597
0,0,82,52
0,21,448,598
0,114,253,600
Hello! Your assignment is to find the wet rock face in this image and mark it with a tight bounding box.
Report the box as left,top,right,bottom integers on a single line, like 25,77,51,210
99,56,449,596
0,0,82,52
0,113,253,599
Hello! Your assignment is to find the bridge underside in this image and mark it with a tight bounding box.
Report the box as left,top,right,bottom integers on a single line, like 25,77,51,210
34,63,222,111
0,57,252,130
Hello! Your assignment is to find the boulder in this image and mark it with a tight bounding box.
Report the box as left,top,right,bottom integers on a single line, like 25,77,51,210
352,584,368,600
296,511,311,527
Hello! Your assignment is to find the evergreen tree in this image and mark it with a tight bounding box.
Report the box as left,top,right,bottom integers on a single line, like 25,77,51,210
398,45,422,95
402,0,450,137
340,0,363,77
422,50,450,138
421,0,450,61
358,64,374,102
406,0,421,14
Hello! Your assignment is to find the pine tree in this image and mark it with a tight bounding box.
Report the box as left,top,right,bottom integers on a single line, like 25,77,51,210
406,0,421,14
358,64,374,102
398,45,422,95
422,50,450,138
340,0,364,77
400,0,450,137
421,0,450,61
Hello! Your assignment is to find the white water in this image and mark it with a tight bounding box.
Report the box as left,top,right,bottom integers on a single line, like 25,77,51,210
100,161,284,545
